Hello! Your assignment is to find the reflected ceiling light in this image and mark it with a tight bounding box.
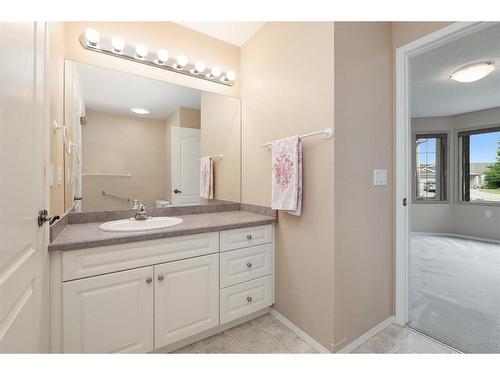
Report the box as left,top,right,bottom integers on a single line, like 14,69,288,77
207,66,221,79
130,108,151,115
156,49,169,65
191,61,205,74
135,44,148,59
450,61,495,83
111,36,125,54
223,70,236,82
84,28,100,47
173,55,188,70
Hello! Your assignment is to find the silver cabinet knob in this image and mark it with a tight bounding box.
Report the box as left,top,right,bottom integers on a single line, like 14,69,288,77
246,262,252,268
246,234,252,240
158,274,165,281
145,277,153,284
246,296,252,303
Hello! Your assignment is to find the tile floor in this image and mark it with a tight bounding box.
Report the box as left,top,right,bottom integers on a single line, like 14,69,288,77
352,324,460,354
171,313,318,354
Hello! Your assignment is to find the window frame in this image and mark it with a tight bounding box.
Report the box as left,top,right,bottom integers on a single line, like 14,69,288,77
412,132,449,204
457,125,500,206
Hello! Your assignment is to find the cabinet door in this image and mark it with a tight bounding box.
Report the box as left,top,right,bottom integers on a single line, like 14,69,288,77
62,266,153,353
154,253,219,348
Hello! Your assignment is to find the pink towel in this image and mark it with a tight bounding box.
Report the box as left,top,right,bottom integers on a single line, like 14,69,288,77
271,136,302,216
200,157,213,199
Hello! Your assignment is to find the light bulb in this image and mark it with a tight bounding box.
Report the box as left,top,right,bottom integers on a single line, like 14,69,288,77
208,66,221,78
135,44,148,59
156,49,169,64
111,36,125,54
225,70,236,81
192,61,205,74
450,61,495,83
174,55,188,69
85,28,100,47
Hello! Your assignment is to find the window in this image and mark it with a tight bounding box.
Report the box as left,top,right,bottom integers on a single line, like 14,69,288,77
413,133,447,201
458,126,500,203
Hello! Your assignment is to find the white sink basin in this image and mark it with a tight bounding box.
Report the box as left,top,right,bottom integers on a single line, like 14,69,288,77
99,217,183,232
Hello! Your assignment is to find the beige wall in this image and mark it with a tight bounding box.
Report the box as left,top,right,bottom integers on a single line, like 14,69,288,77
412,108,500,240
333,22,394,351
201,92,241,202
241,22,335,350
179,107,201,129
64,22,240,98
392,22,453,49
82,110,166,211
48,22,66,216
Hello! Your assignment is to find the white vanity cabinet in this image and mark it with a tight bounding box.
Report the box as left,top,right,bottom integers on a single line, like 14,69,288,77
51,224,274,353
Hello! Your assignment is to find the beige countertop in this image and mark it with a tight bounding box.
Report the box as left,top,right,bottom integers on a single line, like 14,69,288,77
49,210,276,252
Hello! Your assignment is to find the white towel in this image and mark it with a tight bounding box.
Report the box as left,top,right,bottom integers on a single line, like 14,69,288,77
200,157,214,199
271,136,302,215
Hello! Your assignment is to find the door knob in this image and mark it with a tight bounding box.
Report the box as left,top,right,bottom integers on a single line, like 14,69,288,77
173,189,182,194
38,209,60,227
246,262,253,268
158,274,165,281
246,296,252,303
246,234,252,240
145,277,153,284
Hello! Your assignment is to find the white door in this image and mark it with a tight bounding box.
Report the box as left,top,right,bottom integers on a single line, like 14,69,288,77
154,254,219,349
0,22,48,353
62,266,154,353
171,127,201,205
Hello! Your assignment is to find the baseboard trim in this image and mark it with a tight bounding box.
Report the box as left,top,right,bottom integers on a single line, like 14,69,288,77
269,308,331,354
336,316,395,353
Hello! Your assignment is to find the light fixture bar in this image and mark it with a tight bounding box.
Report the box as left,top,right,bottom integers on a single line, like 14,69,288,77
79,33,235,87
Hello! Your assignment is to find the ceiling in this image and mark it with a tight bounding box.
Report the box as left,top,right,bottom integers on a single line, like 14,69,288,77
411,23,500,118
77,62,201,120
176,22,264,46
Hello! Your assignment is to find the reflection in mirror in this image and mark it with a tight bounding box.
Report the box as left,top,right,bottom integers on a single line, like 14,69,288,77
63,60,241,212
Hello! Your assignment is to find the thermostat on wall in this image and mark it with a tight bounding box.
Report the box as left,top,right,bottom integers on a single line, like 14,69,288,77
374,169,388,186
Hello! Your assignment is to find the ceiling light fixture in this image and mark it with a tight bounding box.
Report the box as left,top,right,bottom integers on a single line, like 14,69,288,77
449,61,495,83
111,36,125,54
131,108,151,115
84,28,100,48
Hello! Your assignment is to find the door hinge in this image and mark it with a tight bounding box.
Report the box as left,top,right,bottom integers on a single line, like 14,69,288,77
402,198,407,207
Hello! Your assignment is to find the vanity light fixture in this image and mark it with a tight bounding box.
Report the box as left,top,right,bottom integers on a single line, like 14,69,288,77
450,61,495,83
78,30,235,86
111,36,125,54
135,44,149,59
207,66,221,79
173,55,188,70
156,49,169,65
131,108,151,115
223,70,236,82
191,61,206,75
84,28,100,47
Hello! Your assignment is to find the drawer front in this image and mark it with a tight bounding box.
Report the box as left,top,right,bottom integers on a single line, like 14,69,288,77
62,232,219,281
220,244,273,288
220,275,273,324
220,224,272,252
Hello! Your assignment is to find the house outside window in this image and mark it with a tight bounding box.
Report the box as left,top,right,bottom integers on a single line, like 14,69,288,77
458,126,500,203
413,133,448,202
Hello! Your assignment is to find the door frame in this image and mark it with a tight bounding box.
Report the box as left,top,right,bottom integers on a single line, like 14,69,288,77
394,21,495,325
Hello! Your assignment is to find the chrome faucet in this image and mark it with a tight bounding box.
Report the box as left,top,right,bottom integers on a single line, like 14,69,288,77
134,203,149,221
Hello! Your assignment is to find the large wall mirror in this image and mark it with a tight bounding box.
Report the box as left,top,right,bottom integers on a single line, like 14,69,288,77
62,60,241,213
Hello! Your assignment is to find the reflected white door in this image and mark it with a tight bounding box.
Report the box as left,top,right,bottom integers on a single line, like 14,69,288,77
0,22,48,353
171,127,201,205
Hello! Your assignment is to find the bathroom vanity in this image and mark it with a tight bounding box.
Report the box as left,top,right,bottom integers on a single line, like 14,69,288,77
49,210,275,353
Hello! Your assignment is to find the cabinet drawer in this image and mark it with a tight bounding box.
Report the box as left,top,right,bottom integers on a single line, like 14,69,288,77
220,244,273,288
220,275,273,324
220,224,272,252
62,232,219,281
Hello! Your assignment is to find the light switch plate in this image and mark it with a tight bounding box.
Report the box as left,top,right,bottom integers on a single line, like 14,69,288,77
374,169,387,186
